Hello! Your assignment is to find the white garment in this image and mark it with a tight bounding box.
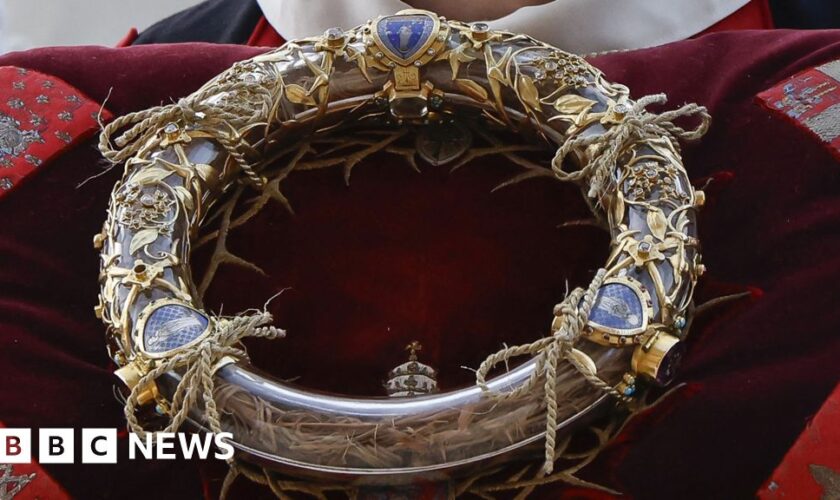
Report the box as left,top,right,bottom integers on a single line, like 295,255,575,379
256,0,749,54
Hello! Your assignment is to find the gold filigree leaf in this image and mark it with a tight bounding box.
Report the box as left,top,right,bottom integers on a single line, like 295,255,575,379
646,208,668,241
674,210,690,232
613,190,625,225
131,166,173,185
194,163,217,184
285,84,316,106
569,348,597,376
517,74,541,112
455,78,489,102
346,48,372,83
669,251,684,275
551,94,596,117
448,42,476,79
129,228,159,255
174,186,194,211
301,50,330,94
102,278,116,302
486,46,512,86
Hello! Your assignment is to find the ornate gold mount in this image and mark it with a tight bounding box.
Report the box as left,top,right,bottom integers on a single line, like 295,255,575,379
366,10,449,120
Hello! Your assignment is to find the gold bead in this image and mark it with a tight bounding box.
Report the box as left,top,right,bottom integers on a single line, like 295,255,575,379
114,361,159,406
694,190,706,208
93,231,105,250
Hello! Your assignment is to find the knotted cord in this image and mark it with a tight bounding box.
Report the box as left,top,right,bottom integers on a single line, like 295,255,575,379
476,269,620,475
123,311,285,437
476,95,710,475
552,94,711,199
98,74,273,187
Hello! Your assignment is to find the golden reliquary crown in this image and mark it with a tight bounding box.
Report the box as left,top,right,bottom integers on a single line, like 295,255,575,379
96,7,710,495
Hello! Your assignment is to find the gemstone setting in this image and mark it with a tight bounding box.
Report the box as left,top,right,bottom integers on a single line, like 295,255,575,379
374,12,439,65
586,277,651,339
141,301,210,355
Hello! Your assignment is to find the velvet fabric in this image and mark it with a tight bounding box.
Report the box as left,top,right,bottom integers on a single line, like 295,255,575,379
0,29,839,499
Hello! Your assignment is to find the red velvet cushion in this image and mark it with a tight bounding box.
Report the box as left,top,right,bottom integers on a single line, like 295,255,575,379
0,30,839,499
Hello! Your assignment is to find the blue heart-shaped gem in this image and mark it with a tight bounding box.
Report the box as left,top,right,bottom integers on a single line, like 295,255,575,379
143,304,209,354
588,283,645,331
376,14,436,62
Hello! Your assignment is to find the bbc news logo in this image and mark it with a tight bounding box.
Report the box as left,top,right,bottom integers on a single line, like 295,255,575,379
0,428,234,464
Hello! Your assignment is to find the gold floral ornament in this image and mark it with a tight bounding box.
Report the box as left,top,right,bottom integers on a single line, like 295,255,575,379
626,235,667,267
96,9,711,496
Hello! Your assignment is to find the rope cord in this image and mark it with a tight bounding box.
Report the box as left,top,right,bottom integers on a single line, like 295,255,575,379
476,95,710,475
98,76,272,187
123,311,285,437
552,93,711,199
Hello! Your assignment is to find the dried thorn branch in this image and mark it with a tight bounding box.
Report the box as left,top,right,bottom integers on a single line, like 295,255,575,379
448,144,545,173
383,145,421,173
195,147,311,249
343,129,409,184
556,218,604,230
197,184,266,299
694,290,752,317
492,168,556,192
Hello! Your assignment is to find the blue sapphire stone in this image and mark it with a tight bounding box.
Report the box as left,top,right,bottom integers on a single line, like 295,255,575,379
143,304,209,354
588,282,645,331
376,14,436,61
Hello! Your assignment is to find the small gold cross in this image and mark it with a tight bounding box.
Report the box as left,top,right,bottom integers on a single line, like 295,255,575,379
405,340,422,361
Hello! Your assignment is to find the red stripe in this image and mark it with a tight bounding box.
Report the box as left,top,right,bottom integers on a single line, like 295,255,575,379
246,16,286,48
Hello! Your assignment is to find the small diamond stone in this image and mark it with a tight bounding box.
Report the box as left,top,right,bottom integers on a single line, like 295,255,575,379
163,123,179,134
324,27,344,40
544,61,558,72
470,22,490,33
638,241,652,253
534,69,546,80
140,194,155,207
426,48,435,56
614,103,630,114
